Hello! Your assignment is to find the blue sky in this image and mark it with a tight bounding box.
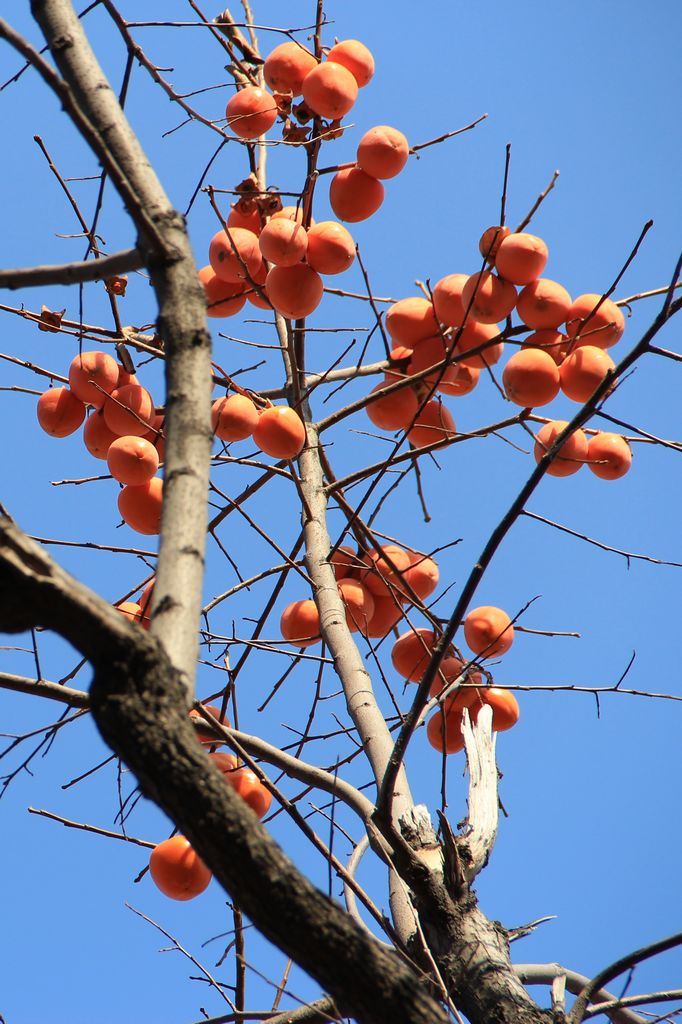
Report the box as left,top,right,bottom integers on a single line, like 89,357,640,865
1,2,681,1022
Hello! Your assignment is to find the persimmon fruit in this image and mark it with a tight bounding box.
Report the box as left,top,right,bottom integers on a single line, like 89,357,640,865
329,167,384,223
479,225,510,263
37,387,86,438
209,227,262,284
326,39,375,87
401,552,440,602
107,435,160,485
280,599,320,647
305,221,355,275
360,544,412,599
68,350,120,408
199,265,247,318
258,218,308,267
432,274,468,328
226,86,278,139
302,61,358,119
565,294,625,349
407,401,456,450
517,278,572,330
118,477,163,535
534,420,589,477
559,345,615,403
586,432,632,480
356,125,409,179
228,767,273,819
149,835,212,901
426,709,465,754
385,297,439,346
365,379,419,431
189,704,230,745
453,321,504,368
338,578,375,632
522,329,569,365
495,232,548,285
212,394,259,442
463,606,514,658
265,264,324,319
253,405,306,459
392,628,441,682
264,41,317,96
103,384,155,437
472,687,520,732
461,270,517,324
502,348,561,408
83,410,118,459
362,595,405,638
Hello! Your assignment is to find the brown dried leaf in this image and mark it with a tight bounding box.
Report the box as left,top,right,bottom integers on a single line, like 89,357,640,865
38,305,65,333
105,275,128,297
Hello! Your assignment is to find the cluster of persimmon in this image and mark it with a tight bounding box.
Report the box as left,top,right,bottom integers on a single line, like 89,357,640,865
390,609,519,755
362,228,633,477
199,37,409,321
212,391,306,460
280,542,439,645
149,707,272,900
36,351,165,534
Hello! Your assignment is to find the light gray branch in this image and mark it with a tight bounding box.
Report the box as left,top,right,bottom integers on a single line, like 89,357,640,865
0,247,142,289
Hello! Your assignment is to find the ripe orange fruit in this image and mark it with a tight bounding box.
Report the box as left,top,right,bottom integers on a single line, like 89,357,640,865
559,345,615,403
356,125,409,179
305,221,355,275
83,410,118,459
463,606,514,658
407,400,456,449
212,394,259,442
143,414,165,465
107,435,160,485
103,384,155,437
116,601,143,625
227,203,262,234
521,329,570,365
472,687,520,731
189,703,230,745
209,751,238,775
265,264,324,319
391,627,440,682
253,405,306,459
258,218,308,266
228,766,273,819
360,544,412,599
432,274,468,327
330,544,360,579
338,578,375,633
271,205,313,226
137,578,154,629
329,167,384,223
37,387,86,437
362,595,405,638
280,599,320,647
226,86,278,139
494,232,548,285
428,657,482,704
245,261,271,310
502,348,561,408
516,278,572,330
209,227,262,284
453,321,504,368
264,41,317,96
149,835,212,901
461,271,517,324
385,297,439,346
533,420,589,477
586,432,632,480
407,335,461,395
302,61,358,119
115,366,139,389
118,477,163,535
479,225,511,262
565,294,625,349
401,552,440,602
199,265,247,318
326,39,375,87
426,709,465,754
68,350,120,408
365,379,419,431
446,363,480,396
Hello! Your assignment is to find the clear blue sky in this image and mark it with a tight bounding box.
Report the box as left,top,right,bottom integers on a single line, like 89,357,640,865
1,2,681,1022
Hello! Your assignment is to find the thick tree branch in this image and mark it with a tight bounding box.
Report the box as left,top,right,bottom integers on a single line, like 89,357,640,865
0,247,142,289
